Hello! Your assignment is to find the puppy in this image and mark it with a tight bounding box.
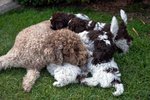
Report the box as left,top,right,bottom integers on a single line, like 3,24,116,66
47,63,81,87
68,9,133,53
50,12,90,30
80,17,124,96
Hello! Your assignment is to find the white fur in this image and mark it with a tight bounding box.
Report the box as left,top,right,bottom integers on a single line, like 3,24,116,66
46,30,92,87
50,17,52,20
120,9,127,24
98,33,108,40
82,58,124,96
47,64,59,76
113,83,124,96
88,21,93,27
78,31,94,56
98,32,111,45
110,16,119,39
94,22,106,31
68,19,72,24
115,39,129,53
75,13,90,20
47,63,81,87
104,40,111,45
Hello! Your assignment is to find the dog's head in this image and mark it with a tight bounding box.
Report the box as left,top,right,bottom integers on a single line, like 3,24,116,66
114,10,133,53
50,12,75,30
68,18,88,33
102,10,133,53
91,17,121,64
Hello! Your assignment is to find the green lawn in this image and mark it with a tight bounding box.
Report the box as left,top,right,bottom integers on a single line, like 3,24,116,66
0,7,150,100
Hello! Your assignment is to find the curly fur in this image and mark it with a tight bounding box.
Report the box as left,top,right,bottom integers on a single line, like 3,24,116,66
50,12,90,30
50,12,75,30
0,20,88,92
65,10,133,53
47,63,81,87
68,18,89,33
79,17,124,96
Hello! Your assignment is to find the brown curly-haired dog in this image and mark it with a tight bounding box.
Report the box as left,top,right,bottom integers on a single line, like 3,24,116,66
0,20,88,92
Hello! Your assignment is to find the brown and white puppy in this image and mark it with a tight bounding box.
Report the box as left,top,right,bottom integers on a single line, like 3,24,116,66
68,9,133,53
80,17,124,96
50,12,90,30
68,18,89,33
50,12,75,30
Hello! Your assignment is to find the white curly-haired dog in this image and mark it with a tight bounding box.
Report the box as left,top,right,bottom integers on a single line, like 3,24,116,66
47,63,81,87
80,16,124,96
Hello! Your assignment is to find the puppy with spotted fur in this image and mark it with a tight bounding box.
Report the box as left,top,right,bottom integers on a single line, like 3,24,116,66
68,9,133,53
80,16,124,96
50,10,132,53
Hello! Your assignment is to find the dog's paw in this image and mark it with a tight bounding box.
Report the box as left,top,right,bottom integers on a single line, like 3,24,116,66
53,81,64,87
80,79,88,84
22,83,32,92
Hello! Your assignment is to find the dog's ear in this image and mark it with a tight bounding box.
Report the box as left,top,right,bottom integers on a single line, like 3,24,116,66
120,9,127,25
110,16,119,39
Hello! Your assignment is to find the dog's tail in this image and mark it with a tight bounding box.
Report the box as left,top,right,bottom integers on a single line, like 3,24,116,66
0,51,18,70
112,79,124,96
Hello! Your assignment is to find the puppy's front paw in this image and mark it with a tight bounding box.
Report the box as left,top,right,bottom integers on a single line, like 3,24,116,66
53,81,64,87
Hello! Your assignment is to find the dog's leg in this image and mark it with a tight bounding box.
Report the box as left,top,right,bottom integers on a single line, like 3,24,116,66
53,81,67,87
81,77,98,87
22,69,40,92
0,54,17,70
112,79,124,96
53,76,72,87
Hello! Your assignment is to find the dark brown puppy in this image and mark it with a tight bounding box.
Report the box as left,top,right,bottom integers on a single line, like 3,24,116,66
50,12,75,30
68,18,88,33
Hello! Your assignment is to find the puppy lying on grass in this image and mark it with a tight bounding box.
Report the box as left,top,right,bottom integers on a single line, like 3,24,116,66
80,17,124,96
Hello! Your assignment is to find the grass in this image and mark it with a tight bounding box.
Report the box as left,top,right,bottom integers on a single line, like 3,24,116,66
0,7,150,100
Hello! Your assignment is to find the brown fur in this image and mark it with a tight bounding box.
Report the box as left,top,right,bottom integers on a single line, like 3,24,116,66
102,22,133,53
115,22,133,43
50,12,75,30
0,20,88,92
92,40,116,64
68,18,97,33
102,22,133,43
68,18,88,33
85,30,116,64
